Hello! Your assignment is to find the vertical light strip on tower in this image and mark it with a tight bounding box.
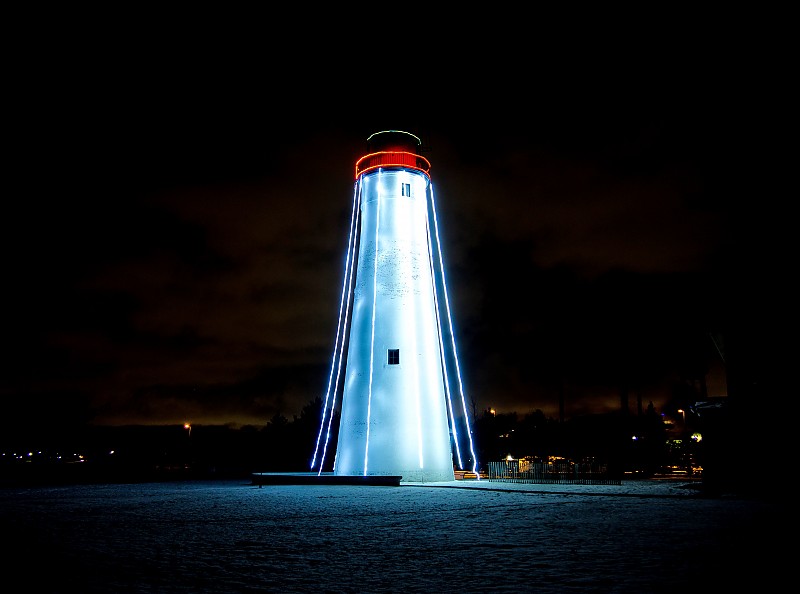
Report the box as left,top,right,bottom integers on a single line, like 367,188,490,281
425,196,463,469
408,195,424,470
363,173,383,476
429,183,480,477
310,183,360,471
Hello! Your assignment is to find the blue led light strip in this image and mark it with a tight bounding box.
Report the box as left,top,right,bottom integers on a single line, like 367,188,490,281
429,183,480,477
321,184,363,474
408,183,423,470
312,180,362,473
425,185,463,469
364,173,383,475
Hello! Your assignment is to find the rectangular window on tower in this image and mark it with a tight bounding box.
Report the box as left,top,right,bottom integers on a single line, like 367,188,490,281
388,349,400,365
402,183,411,197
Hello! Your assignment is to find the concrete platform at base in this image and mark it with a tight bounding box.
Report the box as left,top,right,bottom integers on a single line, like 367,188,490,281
251,472,402,486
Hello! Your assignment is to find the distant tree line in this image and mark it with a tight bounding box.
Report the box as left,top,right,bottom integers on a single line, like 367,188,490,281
2,397,680,485
473,404,669,478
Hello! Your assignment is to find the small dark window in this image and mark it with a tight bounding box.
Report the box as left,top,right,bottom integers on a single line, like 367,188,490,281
402,183,411,197
388,349,400,365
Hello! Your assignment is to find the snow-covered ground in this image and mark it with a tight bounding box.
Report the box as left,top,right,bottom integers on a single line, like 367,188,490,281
0,478,787,593
404,475,703,498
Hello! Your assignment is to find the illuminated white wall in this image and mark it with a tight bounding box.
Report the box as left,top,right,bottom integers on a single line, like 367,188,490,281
334,168,455,482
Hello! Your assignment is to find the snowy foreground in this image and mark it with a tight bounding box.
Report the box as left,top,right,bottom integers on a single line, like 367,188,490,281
0,478,788,593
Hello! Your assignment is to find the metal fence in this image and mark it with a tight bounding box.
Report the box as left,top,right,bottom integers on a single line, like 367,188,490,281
486,460,621,485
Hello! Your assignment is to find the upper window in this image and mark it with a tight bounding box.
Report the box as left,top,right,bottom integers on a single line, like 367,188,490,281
388,349,400,365
402,183,411,197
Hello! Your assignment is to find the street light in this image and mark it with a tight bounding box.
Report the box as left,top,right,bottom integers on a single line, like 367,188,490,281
677,409,685,424
184,422,191,437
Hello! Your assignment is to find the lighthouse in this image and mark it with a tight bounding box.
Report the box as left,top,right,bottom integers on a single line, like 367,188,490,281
311,130,478,482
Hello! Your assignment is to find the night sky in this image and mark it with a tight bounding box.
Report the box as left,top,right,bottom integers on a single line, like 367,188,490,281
3,17,783,441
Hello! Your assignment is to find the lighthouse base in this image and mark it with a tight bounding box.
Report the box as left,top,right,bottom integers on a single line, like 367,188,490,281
251,472,401,486
397,469,455,483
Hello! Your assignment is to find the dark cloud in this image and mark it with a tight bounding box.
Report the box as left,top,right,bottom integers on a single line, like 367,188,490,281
2,19,781,439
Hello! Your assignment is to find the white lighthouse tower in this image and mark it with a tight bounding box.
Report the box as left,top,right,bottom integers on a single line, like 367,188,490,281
311,130,478,482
